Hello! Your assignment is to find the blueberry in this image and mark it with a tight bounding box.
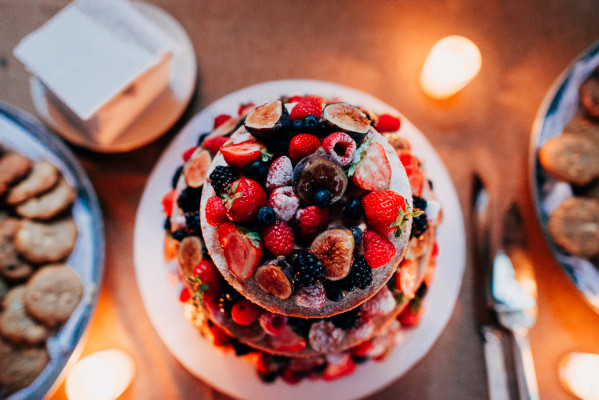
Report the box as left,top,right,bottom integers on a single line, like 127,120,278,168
349,226,362,244
171,165,183,188
323,281,346,302
257,207,276,226
291,119,303,133
301,115,319,132
314,189,332,208
267,140,289,155
196,132,210,146
245,160,269,183
163,218,171,231
343,197,363,220
171,229,187,242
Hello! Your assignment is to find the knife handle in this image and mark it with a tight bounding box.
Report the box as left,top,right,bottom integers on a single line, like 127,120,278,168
482,326,510,400
511,329,540,400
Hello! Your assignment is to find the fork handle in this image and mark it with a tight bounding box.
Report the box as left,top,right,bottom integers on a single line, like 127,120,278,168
511,329,539,400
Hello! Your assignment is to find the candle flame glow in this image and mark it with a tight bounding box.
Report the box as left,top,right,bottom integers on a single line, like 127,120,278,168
559,352,599,400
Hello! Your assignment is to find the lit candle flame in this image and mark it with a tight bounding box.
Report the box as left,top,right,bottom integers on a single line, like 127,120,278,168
420,35,482,100
559,352,599,400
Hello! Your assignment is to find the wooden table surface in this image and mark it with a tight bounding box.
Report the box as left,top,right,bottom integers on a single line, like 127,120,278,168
2,1,599,399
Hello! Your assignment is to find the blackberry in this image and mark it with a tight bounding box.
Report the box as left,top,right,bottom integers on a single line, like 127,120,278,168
218,284,241,313
412,195,427,212
291,253,325,287
209,166,238,196
185,211,202,235
258,371,278,383
340,255,372,292
171,165,183,188
415,282,428,299
411,213,429,239
330,308,361,330
231,339,253,356
288,317,314,338
323,280,346,302
171,229,186,242
177,186,203,213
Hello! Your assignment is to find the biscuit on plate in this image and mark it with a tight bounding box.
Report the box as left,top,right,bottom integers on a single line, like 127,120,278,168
548,197,599,257
0,286,51,345
0,152,32,197
538,133,599,185
579,68,599,120
0,218,33,281
15,178,76,220
5,160,59,205
14,218,78,264
0,336,49,392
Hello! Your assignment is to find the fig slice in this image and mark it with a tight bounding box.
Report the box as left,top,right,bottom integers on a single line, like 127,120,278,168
177,236,204,278
184,148,212,188
255,262,293,299
292,152,348,205
244,99,290,139
308,228,355,281
322,103,371,142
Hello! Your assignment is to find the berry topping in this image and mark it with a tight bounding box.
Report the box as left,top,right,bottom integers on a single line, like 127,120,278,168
205,196,228,226
314,189,332,208
350,141,391,191
397,149,424,197
265,155,293,192
217,222,263,280
293,152,348,205
203,136,229,155
231,298,260,325
209,166,239,197
190,259,223,301
295,281,326,309
238,102,255,116
375,113,401,132
322,354,356,381
161,189,176,217
221,139,269,170
349,226,363,245
290,95,324,121
259,311,288,336
266,325,307,352
308,228,354,281
179,287,191,302
339,254,373,292
208,324,231,347
322,132,356,166
308,320,345,353
255,262,294,299
412,195,427,211
291,252,325,287
411,213,429,239
269,186,300,222
330,308,362,330
184,210,202,235
288,134,322,164
182,146,197,162
301,115,320,133
361,286,396,317
322,103,371,142
295,206,329,237
214,114,232,129
291,119,303,134
223,178,267,223
323,280,346,302
398,298,423,327
262,221,294,257
244,159,269,184
342,197,362,220
395,258,420,298
362,190,410,236
257,206,276,227
362,229,396,268
176,186,203,213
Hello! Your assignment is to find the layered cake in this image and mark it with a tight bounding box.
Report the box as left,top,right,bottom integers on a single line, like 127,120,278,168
160,94,442,382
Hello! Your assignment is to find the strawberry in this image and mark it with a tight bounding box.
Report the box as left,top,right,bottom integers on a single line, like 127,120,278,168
223,178,267,223
221,140,269,170
362,229,396,268
288,134,321,164
351,340,372,357
231,298,260,325
262,220,294,257
182,146,197,162
376,113,401,132
322,354,356,381
237,103,255,116
265,155,293,192
287,95,304,103
214,113,232,128
191,260,222,300
395,258,419,298
362,190,409,236
161,189,176,217
203,136,228,155
205,195,228,226
290,95,324,120
398,298,423,327
266,325,307,352
281,368,302,384
350,141,391,191
217,222,263,280
397,149,424,196
295,206,329,237
322,132,356,166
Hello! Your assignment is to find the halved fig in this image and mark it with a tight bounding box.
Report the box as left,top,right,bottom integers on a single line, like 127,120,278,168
244,99,290,139
177,236,204,278
254,262,294,299
322,103,371,142
184,148,212,188
308,228,354,281
292,152,348,205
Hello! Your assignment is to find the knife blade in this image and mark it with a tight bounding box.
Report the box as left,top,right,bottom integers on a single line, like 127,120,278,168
492,203,539,400
471,174,510,400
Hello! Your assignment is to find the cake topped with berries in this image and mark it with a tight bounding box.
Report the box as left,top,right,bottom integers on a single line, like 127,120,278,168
198,96,416,318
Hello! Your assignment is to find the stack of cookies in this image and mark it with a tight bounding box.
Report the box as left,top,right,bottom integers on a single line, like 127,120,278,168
539,67,599,260
0,148,83,395
161,95,442,383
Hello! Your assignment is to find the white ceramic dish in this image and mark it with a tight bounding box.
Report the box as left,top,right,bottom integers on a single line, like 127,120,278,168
133,80,466,400
29,1,197,153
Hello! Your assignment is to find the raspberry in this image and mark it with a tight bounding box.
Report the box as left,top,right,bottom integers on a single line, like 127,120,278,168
259,311,288,336
290,95,324,121
295,281,326,309
203,136,228,155
362,230,396,268
291,253,325,287
376,113,401,132
288,134,321,164
209,166,239,197
269,186,300,222
214,113,232,128
322,132,356,166
205,196,228,226
295,206,329,237
287,95,304,103
308,320,345,353
265,155,293,192
262,221,294,257
231,298,260,325
361,286,396,317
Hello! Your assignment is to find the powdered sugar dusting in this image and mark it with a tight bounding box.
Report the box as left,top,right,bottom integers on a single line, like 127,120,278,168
270,186,300,222
309,321,346,352
295,282,326,308
265,155,292,192
361,286,396,317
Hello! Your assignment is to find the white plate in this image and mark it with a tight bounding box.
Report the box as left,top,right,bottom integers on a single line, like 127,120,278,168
133,80,466,400
29,1,197,153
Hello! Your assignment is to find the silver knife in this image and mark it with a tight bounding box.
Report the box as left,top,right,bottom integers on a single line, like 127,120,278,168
492,203,540,400
472,174,510,400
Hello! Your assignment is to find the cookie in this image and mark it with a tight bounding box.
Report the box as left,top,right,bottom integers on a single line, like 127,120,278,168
563,113,599,147
548,197,599,257
5,160,59,205
579,68,599,119
538,133,599,185
0,286,51,345
15,178,76,220
14,218,78,264
0,218,33,281
24,264,83,327
0,277,7,304
0,337,49,393
0,152,32,197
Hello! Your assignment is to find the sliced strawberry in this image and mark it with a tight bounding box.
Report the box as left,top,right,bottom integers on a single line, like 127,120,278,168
217,222,263,280
398,299,423,327
322,354,356,381
351,141,391,191
161,189,176,217
266,325,307,352
203,136,229,155
395,258,419,298
397,149,424,196
221,140,267,170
